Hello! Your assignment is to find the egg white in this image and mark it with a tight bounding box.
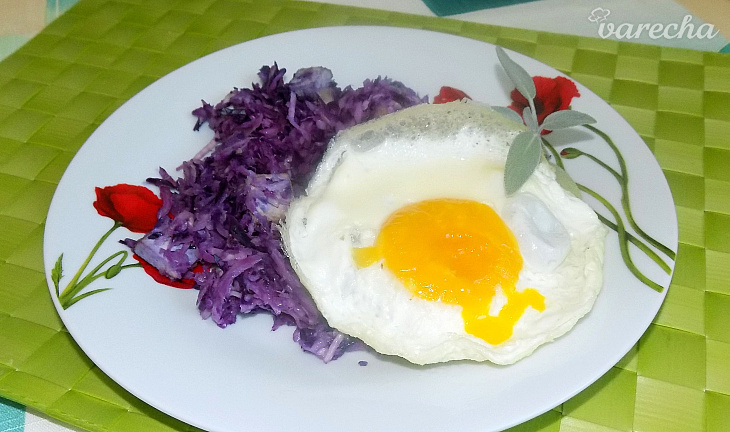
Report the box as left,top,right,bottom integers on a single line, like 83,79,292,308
282,101,607,365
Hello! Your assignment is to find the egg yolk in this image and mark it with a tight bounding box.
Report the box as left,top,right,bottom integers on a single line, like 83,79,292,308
353,199,545,345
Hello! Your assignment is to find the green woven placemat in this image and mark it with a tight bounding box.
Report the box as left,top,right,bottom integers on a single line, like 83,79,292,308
0,1,728,431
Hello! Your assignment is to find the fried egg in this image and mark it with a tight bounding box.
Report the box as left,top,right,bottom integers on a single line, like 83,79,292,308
282,101,607,365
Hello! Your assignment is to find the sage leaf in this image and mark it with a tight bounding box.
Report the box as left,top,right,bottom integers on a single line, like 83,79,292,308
52,254,63,295
554,166,582,197
504,131,541,195
496,46,536,100
523,106,538,132
491,106,524,125
540,110,596,132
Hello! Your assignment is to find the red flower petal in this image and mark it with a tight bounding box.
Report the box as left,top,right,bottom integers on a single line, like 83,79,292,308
508,76,581,131
508,88,529,116
133,254,196,289
552,76,580,110
93,184,163,233
433,86,471,104
93,187,124,222
109,193,161,233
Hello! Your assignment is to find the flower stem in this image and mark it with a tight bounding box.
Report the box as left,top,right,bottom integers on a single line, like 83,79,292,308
579,184,663,292
58,221,122,308
64,288,112,308
64,251,128,299
528,98,539,131
594,213,671,274
542,137,564,169
584,124,676,261
561,147,671,274
574,149,621,179
544,138,670,274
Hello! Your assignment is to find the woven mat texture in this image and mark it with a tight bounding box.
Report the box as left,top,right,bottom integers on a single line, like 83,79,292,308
0,0,728,431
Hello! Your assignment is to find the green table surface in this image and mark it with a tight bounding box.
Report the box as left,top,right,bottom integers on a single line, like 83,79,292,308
0,0,729,431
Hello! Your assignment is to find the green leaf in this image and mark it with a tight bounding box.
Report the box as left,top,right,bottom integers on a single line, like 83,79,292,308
554,165,582,197
63,288,112,309
52,254,63,296
522,106,538,132
540,109,596,132
491,106,524,125
496,46,536,100
504,131,542,195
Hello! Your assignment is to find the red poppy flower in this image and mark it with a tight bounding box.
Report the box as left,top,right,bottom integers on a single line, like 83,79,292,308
433,86,471,104
509,76,580,128
133,254,202,289
93,184,163,233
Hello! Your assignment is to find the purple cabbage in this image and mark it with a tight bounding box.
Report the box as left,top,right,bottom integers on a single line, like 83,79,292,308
129,64,425,362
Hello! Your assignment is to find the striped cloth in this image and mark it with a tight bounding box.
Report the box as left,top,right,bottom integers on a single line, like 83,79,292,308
1,397,84,432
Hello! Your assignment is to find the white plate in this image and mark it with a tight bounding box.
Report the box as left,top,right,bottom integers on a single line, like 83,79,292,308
44,26,676,432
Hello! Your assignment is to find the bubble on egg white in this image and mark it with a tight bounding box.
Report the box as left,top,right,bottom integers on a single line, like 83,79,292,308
345,100,519,155
502,193,572,273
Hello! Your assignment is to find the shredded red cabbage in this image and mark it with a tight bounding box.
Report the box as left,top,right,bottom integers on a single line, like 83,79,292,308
126,64,425,362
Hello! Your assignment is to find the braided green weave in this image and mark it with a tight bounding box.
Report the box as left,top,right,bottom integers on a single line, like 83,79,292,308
0,1,728,431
